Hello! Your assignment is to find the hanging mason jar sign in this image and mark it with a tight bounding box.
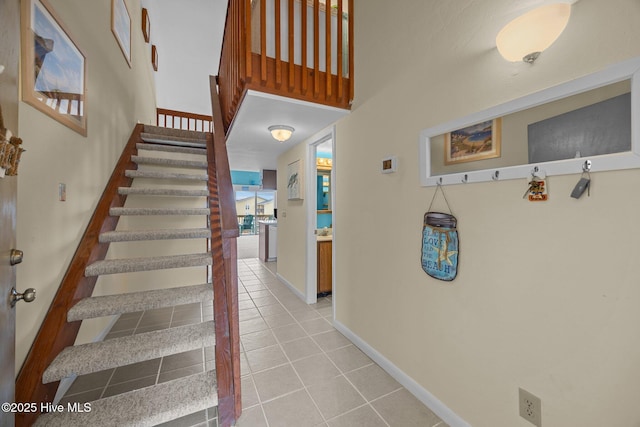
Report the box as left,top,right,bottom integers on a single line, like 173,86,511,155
421,186,459,281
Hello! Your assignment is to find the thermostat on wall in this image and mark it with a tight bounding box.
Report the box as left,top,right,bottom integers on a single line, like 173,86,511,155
381,156,397,174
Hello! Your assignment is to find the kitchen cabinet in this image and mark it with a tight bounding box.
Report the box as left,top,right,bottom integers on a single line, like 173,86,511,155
317,239,332,295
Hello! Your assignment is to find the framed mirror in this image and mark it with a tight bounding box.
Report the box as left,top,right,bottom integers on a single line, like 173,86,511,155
419,56,640,186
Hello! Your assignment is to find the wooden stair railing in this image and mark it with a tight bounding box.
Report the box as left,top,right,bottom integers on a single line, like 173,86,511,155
157,108,213,132
209,75,242,426
15,124,143,427
218,0,354,132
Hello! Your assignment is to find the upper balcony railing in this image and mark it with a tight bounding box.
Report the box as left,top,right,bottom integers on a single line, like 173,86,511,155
218,0,353,131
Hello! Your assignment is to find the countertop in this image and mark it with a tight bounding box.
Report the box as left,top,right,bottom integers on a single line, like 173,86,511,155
317,235,332,242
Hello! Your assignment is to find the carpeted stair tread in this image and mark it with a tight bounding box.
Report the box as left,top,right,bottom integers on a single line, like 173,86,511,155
85,253,212,276
109,207,210,216
68,284,213,321
143,124,208,140
35,371,217,426
136,142,207,156
118,187,209,197
131,155,207,169
125,170,208,181
43,321,215,384
99,228,212,243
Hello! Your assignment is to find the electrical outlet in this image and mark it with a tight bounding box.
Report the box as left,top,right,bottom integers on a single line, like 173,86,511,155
519,388,541,427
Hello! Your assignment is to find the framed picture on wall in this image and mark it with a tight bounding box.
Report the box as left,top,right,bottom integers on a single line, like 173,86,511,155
151,45,158,71
287,159,303,200
111,0,131,67
141,7,150,43
21,0,87,135
445,118,501,165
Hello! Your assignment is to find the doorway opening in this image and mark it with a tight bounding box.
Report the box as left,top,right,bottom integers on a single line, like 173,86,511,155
234,189,276,259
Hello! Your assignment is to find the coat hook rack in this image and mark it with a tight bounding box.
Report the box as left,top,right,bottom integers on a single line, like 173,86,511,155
583,160,592,172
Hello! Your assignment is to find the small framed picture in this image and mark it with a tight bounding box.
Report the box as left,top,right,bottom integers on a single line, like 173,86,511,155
21,0,87,135
152,45,158,71
287,159,302,200
142,7,150,43
111,0,131,67
445,118,501,165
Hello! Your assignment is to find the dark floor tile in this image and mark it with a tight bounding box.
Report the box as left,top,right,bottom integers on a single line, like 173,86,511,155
160,349,204,372
102,376,157,398
110,359,161,385
155,410,207,427
65,369,114,395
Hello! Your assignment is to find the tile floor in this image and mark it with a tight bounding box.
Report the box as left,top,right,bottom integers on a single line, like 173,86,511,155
61,257,448,427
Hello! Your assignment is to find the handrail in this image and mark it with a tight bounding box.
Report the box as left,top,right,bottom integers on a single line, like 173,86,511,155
14,124,143,426
157,108,213,132
209,75,241,427
218,0,353,131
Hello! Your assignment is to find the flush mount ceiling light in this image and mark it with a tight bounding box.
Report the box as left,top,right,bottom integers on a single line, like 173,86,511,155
268,125,295,142
496,3,571,63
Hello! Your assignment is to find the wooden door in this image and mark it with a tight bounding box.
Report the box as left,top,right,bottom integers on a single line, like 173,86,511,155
317,241,332,294
0,1,21,426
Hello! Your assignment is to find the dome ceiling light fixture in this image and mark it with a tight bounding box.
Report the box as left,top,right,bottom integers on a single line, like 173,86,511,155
268,125,295,142
496,3,572,63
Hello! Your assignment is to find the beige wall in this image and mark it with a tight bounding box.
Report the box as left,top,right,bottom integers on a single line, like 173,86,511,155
336,1,640,426
276,142,308,295
15,0,156,372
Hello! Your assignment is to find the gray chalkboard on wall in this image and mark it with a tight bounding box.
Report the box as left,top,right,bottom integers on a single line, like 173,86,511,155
528,93,631,164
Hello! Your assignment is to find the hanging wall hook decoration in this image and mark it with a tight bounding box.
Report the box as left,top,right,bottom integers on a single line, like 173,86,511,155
524,171,548,202
571,163,591,199
0,104,25,177
421,184,459,282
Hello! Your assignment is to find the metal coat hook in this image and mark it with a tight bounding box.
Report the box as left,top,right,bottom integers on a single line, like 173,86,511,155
583,160,592,172
461,174,468,183
438,177,443,185
492,170,500,181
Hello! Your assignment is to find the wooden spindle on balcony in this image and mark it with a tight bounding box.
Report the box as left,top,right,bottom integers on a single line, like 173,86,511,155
313,0,320,98
301,0,308,95
288,0,295,90
260,0,267,83
337,0,343,100
275,0,282,87
325,0,332,99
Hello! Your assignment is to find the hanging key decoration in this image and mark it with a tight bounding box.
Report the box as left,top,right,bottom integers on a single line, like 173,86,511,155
421,184,459,282
523,172,548,202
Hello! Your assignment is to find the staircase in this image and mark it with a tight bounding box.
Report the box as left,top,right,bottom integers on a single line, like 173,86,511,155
18,123,240,426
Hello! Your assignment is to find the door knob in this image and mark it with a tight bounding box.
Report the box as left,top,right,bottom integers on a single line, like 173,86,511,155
10,249,23,266
11,287,36,307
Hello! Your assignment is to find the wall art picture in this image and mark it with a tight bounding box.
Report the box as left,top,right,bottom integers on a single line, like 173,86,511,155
445,118,501,165
21,0,87,135
142,7,150,43
112,0,131,67
287,159,302,200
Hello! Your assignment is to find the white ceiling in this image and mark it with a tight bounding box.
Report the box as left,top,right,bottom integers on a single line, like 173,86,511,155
142,0,347,173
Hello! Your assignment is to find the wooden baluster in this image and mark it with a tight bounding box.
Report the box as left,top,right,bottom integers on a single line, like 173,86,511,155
314,0,320,98
275,0,282,88
348,0,354,103
337,0,343,100
326,0,332,100
288,0,295,91
260,0,267,83
245,0,252,82
301,0,308,95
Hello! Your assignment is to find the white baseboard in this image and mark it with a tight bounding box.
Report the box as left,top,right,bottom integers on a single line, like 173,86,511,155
52,314,120,404
333,320,472,427
276,273,306,302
